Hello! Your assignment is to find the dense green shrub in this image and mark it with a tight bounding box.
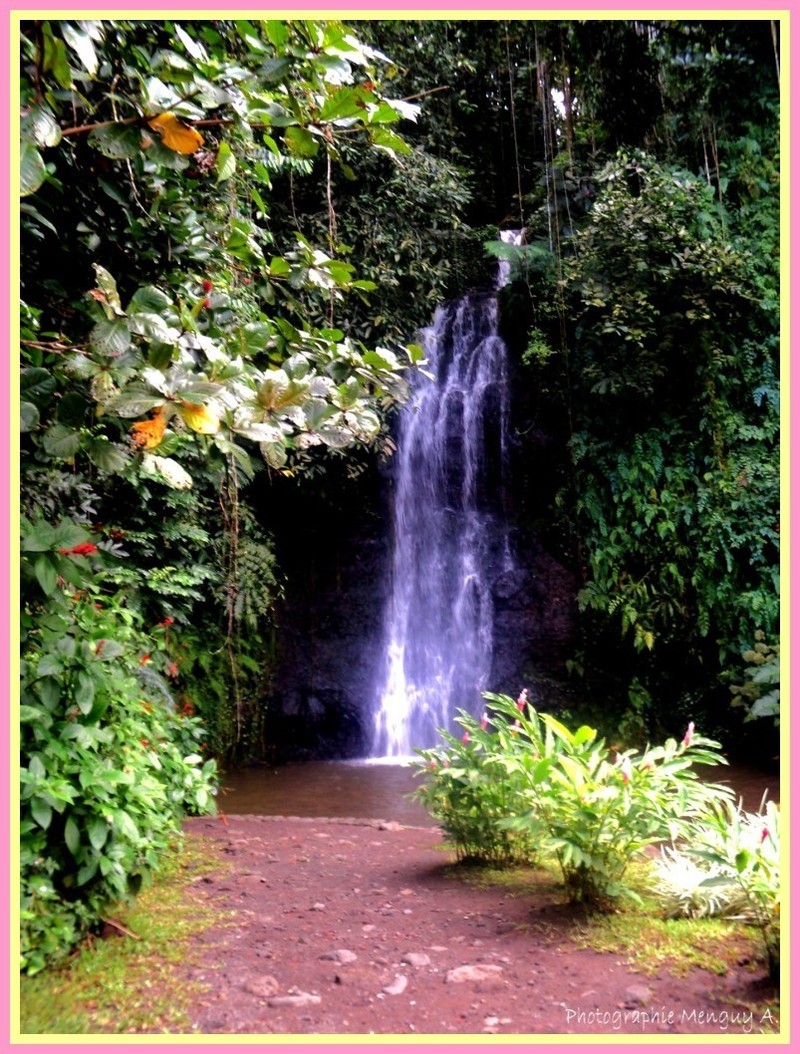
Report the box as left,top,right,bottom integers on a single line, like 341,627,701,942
413,705,538,867
20,519,217,974
415,691,734,907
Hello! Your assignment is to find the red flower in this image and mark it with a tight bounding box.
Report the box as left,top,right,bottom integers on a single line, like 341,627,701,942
95,639,106,657
139,653,151,665
202,279,213,293
461,732,470,745
761,827,770,844
203,298,212,310
58,542,99,557
166,661,179,678
156,616,174,628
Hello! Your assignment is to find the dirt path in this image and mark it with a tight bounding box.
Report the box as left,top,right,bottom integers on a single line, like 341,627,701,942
179,814,778,1037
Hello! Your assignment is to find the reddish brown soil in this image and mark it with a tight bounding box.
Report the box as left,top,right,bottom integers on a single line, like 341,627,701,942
177,814,778,1038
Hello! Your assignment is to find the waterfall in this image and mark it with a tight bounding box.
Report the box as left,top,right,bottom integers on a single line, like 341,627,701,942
371,234,522,757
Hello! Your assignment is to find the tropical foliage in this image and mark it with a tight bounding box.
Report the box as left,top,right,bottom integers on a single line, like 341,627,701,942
18,16,426,970
414,692,735,907
17,16,781,971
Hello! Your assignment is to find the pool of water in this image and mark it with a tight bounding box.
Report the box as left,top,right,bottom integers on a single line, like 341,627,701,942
217,757,780,824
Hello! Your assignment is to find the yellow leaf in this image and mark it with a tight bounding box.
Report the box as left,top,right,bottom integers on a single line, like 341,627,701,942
146,113,204,154
178,401,219,435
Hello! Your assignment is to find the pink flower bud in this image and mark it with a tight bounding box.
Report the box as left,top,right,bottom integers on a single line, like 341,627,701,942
461,732,470,745
516,689,528,713
480,712,489,731
615,752,633,783
682,721,695,748
761,827,770,844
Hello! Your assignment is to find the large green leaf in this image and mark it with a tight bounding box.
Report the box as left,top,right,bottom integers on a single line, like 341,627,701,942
86,437,129,474
88,819,108,851
30,797,53,831
41,24,72,89
20,401,40,432
62,22,99,75
34,556,58,596
216,141,236,182
42,423,82,459
127,285,172,315
20,367,56,406
21,103,62,148
64,816,81,857
20,142,46,197
88,124,141,160
283,126,319,158
260,435,287,469
90,319,131,357
107,385,164,418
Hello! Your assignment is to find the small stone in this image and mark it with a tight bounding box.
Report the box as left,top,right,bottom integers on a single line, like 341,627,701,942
624,984,652,1006
311,902,326,911
362,925,377,934
267,992,321,1009
446,964,505,988
319,949,357,964
401,952,431,967
383,974,408,996
243,975,279,998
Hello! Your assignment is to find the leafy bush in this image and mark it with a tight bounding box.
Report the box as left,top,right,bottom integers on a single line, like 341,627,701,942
413,706,538,866
651,797,780,979
20,519,218,974
414,691,734,907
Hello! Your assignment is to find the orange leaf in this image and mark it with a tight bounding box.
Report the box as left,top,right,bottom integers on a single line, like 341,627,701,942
146,113,204,154
130,408,168,448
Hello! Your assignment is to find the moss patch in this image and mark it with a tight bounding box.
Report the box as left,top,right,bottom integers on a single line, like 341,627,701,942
19,834,235,1035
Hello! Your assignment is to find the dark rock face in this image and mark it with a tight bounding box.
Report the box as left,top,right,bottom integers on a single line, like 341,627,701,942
489,533,579,710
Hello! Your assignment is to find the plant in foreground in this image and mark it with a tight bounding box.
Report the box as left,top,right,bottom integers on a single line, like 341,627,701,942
412,696,538,867
414,691,735,908
651,796,780,980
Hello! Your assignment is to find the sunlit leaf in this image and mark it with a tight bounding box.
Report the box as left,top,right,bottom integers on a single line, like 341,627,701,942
62,22,98,75
175,23,208,62
177,401,220,434
21,103,62,148
141,453,193,489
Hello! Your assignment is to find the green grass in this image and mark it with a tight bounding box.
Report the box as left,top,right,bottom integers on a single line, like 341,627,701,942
18,834,236,1035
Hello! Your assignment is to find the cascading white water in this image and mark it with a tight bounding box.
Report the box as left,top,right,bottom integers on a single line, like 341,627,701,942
371,233,523,757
